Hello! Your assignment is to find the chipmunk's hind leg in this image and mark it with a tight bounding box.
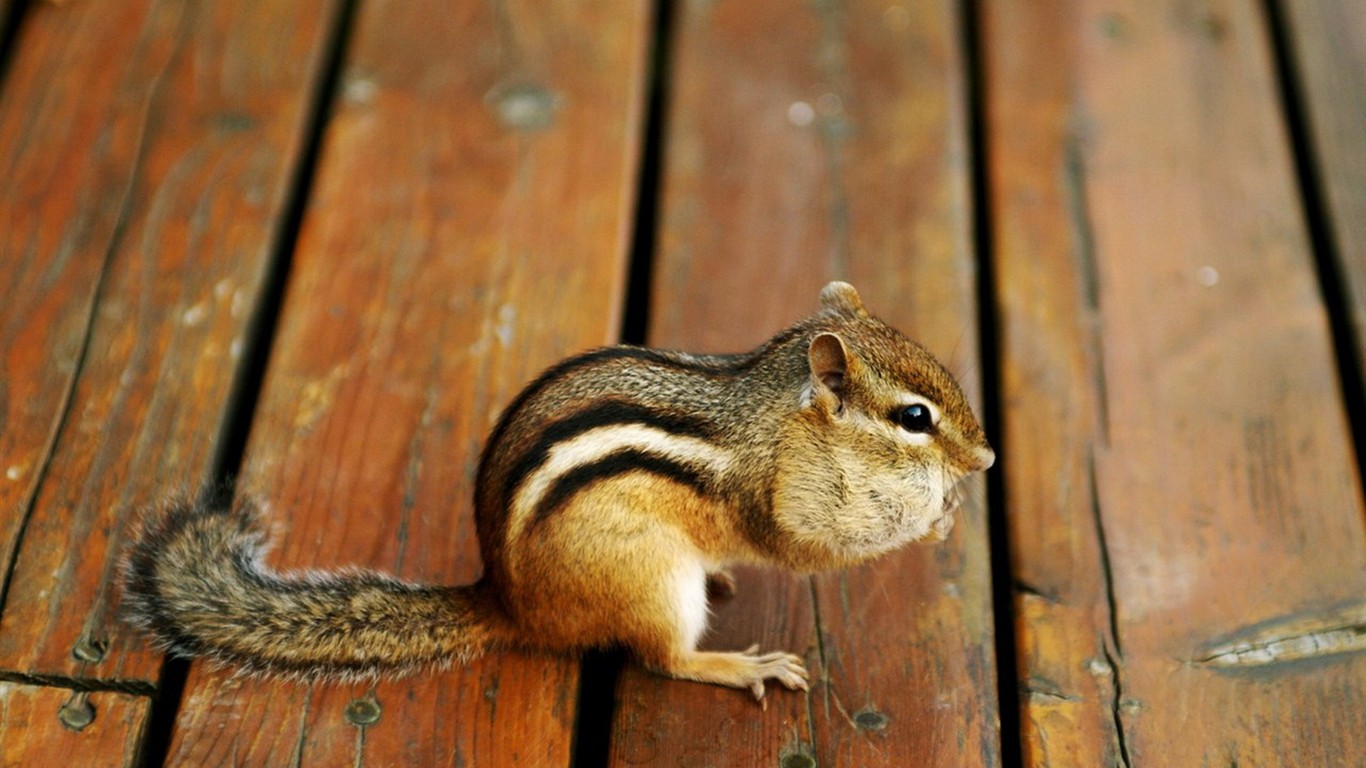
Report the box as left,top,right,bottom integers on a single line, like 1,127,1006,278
655,645,810,706
632,561,809,706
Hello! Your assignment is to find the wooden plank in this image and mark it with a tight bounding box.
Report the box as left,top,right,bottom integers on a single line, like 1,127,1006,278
981,3,1118,762
0,0,341,687
610,1,998,765
0,682,150,768
1279,0,1366,380
164,0,650,764
986,0,1366,764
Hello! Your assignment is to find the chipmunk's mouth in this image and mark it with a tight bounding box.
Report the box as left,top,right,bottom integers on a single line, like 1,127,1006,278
930,478,969,541
930,511,955,541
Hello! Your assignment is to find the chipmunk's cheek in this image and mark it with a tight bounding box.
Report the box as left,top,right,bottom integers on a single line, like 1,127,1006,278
887,482,941,544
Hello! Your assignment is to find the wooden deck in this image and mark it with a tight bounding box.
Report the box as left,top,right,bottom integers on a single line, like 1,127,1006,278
1,0,1363,765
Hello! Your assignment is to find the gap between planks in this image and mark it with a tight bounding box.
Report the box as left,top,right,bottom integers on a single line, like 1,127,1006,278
568,1,679,764
962,0,1024,765
1259,0,1366,487
0,0,30,87
131,1,362,766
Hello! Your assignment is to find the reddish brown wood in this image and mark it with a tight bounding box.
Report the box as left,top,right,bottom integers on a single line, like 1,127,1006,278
0,0,341,687
1280,0,1366,381
610,1,998,765
0,682,150,767
165,0,651,764
0,0,182,614
987,0,1366,764
983,2,1122,763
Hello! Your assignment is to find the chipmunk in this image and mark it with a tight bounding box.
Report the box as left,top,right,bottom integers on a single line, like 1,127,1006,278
122,282,994,702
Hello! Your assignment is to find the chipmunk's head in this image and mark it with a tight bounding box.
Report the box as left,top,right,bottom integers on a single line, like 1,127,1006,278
773,282,994,565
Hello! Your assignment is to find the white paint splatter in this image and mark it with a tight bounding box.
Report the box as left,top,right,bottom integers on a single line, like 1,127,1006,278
182,302,209,326
496,303,516,348
345,73,378,105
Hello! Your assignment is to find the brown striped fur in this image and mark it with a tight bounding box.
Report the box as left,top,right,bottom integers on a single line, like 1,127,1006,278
122,283,993,702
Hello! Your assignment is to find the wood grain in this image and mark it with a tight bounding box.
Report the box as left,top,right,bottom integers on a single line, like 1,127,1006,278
986,0,1366,764
611,1,998,765
0,0,341,687
1279,0,1366,380
164,0,651,764
983,2,1124,762
0,682,150,768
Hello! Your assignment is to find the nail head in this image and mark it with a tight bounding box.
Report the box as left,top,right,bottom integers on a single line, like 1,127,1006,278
854,708,889,731
72,636,107,663
344,697,382,726
58,697,95,731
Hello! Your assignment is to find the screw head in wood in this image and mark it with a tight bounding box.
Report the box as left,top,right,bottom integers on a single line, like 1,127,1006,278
344,697,382,726
58,695,95,731
854,708,889,731
72,636,107,663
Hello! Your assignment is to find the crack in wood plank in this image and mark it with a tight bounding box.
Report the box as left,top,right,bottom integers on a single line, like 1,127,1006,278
1063,127,1111,448
1101,645,1134,768
1023,676,1081,703
1088,450,1132,768
1195,603,1366,668
0,668,156,697
0,0,194,627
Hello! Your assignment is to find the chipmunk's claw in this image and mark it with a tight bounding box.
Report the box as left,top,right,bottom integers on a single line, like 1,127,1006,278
662,645,809,708
740,645,808,706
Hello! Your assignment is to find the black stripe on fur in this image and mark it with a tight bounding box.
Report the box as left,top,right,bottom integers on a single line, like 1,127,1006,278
531,448,711,524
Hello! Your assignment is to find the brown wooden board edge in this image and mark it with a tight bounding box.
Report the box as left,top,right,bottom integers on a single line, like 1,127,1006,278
1263,0,1366,484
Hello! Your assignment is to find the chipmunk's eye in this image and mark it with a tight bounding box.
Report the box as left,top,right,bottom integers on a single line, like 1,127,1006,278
894,403,935,433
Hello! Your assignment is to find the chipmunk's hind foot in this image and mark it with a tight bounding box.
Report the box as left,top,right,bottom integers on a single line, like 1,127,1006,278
659,645,809,708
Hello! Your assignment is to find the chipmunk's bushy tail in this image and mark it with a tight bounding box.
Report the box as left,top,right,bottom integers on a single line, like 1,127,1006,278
121,496,509,680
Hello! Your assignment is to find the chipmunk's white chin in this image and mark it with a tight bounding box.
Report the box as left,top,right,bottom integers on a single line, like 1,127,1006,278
928,495,962,541
929,508,955,541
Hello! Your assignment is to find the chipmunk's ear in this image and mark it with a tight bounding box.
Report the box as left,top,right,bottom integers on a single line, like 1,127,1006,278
819,281,868,318
808,333,849,403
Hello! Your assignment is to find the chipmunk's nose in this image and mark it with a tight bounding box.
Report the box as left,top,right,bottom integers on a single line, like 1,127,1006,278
970,445,996,472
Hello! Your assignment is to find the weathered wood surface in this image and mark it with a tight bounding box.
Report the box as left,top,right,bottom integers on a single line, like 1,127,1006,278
1279,0,1366,381
986,1,1366,765
0,0,341,687
1,0,1364,764
0,682,150,768
610,1,999,766
163,0,651,764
